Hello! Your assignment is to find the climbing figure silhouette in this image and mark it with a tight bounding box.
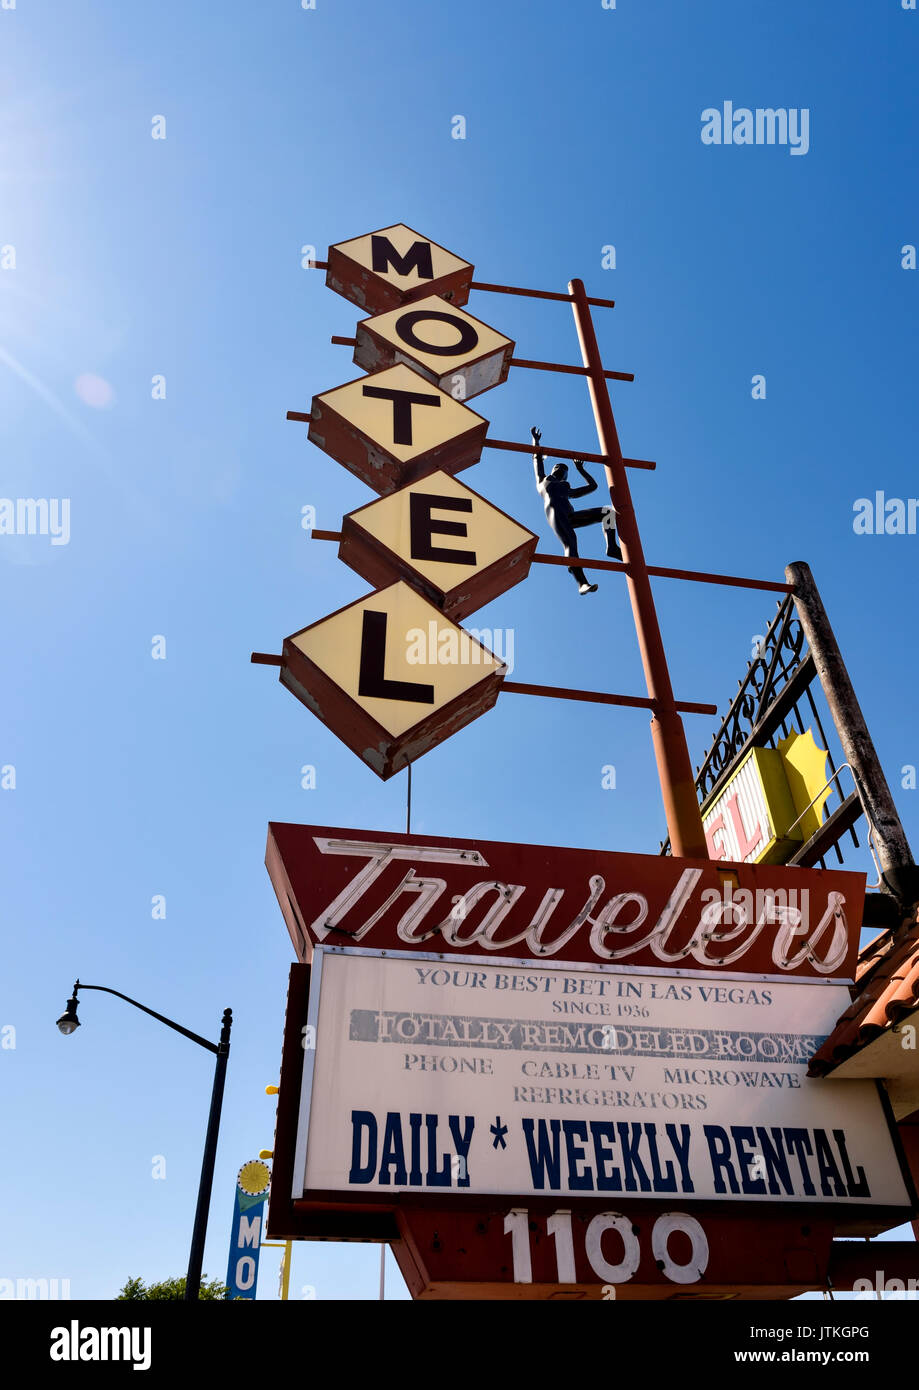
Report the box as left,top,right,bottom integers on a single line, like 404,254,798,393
531,425,622,594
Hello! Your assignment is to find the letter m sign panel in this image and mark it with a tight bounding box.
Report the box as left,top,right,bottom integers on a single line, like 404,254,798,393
326,224,474,314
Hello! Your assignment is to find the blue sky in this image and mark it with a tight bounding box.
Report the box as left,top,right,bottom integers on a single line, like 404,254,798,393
2,0,918,1300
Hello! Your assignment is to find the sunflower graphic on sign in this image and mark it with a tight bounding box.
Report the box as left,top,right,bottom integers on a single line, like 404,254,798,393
236,1159,271,1211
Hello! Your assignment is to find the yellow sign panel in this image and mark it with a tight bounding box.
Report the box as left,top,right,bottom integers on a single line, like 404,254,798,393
777,729,831,840
280,582,505,777
339,470,537,618
288,582,503,737
354,295,513,400
327,224,473,314
309,362,489,494
702,729,831,865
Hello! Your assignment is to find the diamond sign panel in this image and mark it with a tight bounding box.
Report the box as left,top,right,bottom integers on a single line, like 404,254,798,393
308,363,489,496
280,582,505,779
353,295,514,400
339,470,537,620
326,224,474,314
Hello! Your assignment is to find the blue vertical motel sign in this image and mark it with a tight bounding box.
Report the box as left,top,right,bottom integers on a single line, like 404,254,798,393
226,1160,271,1299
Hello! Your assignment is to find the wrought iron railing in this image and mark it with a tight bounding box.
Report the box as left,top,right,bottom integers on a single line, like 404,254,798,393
661,595,861,867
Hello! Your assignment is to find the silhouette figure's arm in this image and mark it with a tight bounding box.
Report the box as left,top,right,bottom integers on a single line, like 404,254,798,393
568,459,597,499
531,425,546,485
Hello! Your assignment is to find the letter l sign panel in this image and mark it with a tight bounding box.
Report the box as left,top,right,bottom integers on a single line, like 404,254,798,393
280,582,505,779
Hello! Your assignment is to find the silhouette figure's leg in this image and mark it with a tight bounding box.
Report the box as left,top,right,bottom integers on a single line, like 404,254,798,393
570,507,606,529
554,517,597,594
601,505,622,560
570,505,622,561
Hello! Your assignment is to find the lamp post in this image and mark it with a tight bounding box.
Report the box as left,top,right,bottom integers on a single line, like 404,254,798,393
56,979,232,1302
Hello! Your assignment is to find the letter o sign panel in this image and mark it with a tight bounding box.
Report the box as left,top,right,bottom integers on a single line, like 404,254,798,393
354,295,514,400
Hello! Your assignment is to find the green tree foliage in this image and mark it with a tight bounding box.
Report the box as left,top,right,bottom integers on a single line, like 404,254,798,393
116,1274,229,1300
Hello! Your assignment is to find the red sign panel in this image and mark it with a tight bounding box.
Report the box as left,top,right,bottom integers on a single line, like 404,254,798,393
393,1202,837,1300
266,823,863,980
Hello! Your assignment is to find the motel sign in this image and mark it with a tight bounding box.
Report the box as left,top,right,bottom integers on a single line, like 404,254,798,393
256,227,917,1298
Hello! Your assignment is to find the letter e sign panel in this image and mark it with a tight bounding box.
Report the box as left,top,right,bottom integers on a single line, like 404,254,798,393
326,224,474,314
280,582,505,779
339,470,538,620
353,295,514,401
309,363,489,496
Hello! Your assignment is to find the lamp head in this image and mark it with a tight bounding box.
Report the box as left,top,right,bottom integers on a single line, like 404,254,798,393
56,994,81,1036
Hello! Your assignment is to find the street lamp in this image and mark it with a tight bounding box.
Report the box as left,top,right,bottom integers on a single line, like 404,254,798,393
56,993,81,1035
56,978,232,1302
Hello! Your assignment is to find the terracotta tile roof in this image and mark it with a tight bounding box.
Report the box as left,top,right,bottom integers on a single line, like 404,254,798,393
808,905,919,1075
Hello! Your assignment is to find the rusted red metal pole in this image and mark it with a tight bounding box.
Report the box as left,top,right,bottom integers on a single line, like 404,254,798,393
484,437,655,471
569,279,708,859
510,357,634,382
308,530,791,594
472,280,616,309
502,681,717,716
328,336,635,382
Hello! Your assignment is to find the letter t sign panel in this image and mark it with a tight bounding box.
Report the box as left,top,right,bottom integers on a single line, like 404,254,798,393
308,364,489,495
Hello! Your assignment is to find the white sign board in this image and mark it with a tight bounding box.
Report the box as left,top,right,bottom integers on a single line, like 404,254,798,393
293,948,912,1210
